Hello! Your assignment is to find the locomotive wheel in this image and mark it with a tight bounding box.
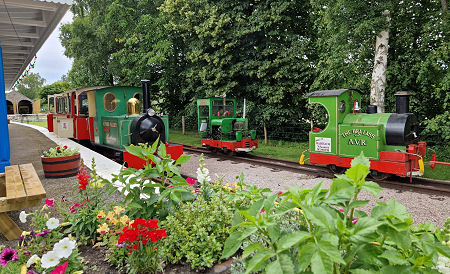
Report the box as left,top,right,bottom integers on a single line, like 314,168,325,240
328,164,346,174
369,170,391,181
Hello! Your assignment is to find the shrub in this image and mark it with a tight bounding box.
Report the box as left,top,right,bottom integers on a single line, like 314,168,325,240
222,152,450,273
162,195,234,269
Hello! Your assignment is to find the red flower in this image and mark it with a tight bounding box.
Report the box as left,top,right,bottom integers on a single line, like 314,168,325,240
45,198,55,207
63,145,68,149
186,177,197,186
51,261,68,274
56,147,61,150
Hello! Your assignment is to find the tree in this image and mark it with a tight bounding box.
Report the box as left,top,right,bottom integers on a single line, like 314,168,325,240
16,72,45,100
39,81,74,104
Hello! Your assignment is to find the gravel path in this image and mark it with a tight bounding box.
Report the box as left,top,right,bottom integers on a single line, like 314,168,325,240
179,152,450,227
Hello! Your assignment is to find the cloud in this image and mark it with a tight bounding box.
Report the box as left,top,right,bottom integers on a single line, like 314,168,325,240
34,11,73,85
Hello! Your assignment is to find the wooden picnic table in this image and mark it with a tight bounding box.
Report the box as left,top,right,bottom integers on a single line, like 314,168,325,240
0,164,46,241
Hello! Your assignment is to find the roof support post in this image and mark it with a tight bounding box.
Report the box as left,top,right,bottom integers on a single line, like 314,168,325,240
0,45,11,172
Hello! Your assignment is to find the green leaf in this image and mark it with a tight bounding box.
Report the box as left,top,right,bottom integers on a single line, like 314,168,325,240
175,155,191,165
275,201,297,215
297,242,315,272
378,249,409,265
303,205,335,231
221,231,243,259
345,164,370,185
351,152,370,168
389,229,412,250
361,181,382,198
242,243,265,259
305,181,324,205
279,231,311,249
263,194,278,212
349,217,380,243
279,253,295,274
265,259,281,274
348,200,369,210
326,177,355,204
127,202,143,209
125,145,145,159
244,250,275,274
248,198,265,216
169,175,188,185
267,222,281,242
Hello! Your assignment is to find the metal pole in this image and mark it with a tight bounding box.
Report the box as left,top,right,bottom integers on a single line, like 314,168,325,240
243,98,246,119
0,45,11,172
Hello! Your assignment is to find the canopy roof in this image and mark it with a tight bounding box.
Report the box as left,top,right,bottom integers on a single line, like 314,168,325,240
0,0,71,90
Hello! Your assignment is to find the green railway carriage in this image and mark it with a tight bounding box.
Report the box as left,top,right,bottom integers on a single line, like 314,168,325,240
306,89,426,179
197,97,258,153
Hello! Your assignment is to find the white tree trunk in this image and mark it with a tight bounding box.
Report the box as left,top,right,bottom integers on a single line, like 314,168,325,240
370,11,390,113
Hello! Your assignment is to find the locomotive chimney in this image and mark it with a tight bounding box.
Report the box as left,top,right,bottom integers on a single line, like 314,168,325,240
395,91,411,114
141,79,151,113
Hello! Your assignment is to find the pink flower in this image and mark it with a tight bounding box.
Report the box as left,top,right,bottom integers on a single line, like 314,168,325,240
338,208,344,213
70,203,83,213
0,248,18,266
194,188,200,193
260,209,265,214
352,218,358,225
168,185,174,188
186,177,197,186
45,198,55,207
51,261,68,274
277,191,283,196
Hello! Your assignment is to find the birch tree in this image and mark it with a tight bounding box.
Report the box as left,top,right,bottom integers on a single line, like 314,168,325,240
370,10,390,113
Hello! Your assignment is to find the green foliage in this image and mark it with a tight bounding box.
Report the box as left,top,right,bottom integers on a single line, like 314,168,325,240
42,145,79,158
0,260,21,274
16,72,45,100
162,195,234,269
39,81,74,103
221,152,450,273
106,140,193,219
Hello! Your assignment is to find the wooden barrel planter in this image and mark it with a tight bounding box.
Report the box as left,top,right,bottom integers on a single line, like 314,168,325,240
41,153,81,178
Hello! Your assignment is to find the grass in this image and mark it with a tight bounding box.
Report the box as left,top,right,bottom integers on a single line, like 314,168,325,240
25,121,48,128
170,129,448,181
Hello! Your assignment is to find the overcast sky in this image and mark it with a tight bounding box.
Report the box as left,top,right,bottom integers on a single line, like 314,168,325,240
33,11,73,85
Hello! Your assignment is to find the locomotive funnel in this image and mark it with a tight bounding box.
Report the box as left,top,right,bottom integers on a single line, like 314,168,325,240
395,91,411,114
141,79,151,113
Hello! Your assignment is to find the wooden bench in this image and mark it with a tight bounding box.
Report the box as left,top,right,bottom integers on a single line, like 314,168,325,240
0,164,46,240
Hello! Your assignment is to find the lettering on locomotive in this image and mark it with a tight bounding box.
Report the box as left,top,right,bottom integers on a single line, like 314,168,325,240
340,129,375,139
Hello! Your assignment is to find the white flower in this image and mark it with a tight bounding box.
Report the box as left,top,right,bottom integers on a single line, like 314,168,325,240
26,254,40,267
196,167,210,184
53,237,76,258
41,251,60,269
46,217,59,230
19,211,27,223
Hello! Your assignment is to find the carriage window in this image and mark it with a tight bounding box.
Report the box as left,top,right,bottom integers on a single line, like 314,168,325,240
104,92,117,112
127,98,141,115
199,105,209,117
49,97,55,113
212,100,234,117
66,95,71,113
78,92,89,115
310,103,329,132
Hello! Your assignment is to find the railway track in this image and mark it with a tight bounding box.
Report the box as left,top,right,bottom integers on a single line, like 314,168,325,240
179,144,450,195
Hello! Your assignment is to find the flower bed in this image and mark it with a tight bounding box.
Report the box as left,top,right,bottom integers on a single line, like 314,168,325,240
2,141,449,274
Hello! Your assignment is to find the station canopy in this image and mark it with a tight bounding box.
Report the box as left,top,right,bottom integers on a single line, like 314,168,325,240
0,0,71,90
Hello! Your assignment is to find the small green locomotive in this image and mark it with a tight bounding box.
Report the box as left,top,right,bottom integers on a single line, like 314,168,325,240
304,89,425,179
197,97,258,153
